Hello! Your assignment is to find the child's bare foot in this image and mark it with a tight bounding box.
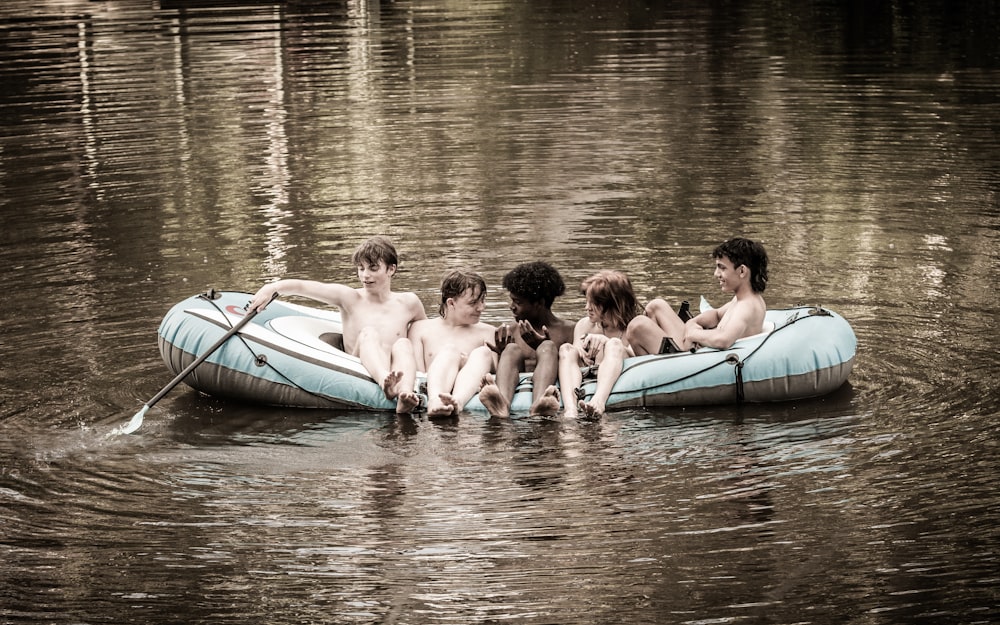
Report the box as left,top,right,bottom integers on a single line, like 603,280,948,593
529,385,560,417
562,387,583,418
381,370,402,400
395,391,420,414
427,393,459,418
578,399,604,420
478,379,510,417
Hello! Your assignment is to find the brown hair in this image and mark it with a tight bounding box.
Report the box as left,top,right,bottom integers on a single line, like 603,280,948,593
580,270,641,332
439,268,487,317
352,236,399,270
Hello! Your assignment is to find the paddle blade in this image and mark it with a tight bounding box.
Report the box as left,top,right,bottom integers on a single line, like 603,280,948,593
109,405,148,436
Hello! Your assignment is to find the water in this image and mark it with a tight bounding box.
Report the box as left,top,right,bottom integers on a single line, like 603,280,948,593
2,0,999,623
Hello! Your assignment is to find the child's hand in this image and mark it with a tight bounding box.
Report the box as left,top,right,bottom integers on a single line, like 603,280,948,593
517,320,548,349
488,324,515,354
247,285,280,312
580,333,606,365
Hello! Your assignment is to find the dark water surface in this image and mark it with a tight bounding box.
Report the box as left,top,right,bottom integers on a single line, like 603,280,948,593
2,1,998,623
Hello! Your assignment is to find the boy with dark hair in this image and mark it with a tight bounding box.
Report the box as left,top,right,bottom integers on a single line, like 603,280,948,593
626,237,769,354
248,235,426,413
478,261,576,417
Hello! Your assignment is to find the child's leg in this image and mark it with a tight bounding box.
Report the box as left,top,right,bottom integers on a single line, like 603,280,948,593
451,346,495,410
530,340,558,403
495,342,525,403
580,338,628,418
625,315,667,356
558,343,584,418
390,338,420,413
479,342,520,417
528,340,561,416
425,346,461,416
357,327,393,394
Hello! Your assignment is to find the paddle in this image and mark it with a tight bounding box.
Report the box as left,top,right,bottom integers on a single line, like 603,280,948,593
110,292,276,436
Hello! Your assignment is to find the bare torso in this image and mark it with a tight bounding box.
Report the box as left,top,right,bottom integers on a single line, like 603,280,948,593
411,317,496,371
341,290,425,356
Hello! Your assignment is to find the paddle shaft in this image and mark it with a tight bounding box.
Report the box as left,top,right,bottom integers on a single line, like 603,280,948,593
144,294,273,409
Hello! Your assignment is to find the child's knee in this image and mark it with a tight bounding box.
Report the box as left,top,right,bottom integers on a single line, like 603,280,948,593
501,342,522,358
558,342,577,359
606,337,627,357
535,340,556,359
645,298,670,316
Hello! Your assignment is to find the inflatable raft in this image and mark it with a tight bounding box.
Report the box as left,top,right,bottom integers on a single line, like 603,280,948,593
156,291,857,414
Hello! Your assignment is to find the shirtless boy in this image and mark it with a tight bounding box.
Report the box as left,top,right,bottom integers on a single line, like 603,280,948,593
478,261,576,417
247,236,427,413
409,268,497,418
626,237,769,354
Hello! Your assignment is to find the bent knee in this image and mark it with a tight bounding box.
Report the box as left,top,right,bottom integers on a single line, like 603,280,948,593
535,340,556,358
558,342,577,358
391,336,413,353
501,342,522,357
645,298,671,316
605,337,628,355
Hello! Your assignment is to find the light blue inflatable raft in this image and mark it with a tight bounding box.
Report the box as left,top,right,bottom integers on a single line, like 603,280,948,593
156,291,857,414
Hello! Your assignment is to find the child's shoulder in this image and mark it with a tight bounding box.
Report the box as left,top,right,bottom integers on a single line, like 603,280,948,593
550,317,577,341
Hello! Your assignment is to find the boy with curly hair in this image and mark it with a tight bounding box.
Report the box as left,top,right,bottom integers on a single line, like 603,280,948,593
478,261,576,417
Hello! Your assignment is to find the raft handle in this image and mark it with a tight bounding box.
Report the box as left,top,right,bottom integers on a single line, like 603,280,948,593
725,353,746,404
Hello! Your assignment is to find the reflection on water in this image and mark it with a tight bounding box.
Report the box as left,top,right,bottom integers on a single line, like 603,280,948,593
1,1,999,624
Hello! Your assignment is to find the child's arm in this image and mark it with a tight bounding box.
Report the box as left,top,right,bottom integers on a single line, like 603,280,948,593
249,279,354,311
683,303,751,350
689,301,728,330
409,321,427,373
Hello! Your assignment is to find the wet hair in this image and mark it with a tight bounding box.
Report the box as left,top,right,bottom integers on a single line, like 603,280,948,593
502,261,566,308
580,270,641,332
352,235,399,270
439,268,487,317
713,237,769,293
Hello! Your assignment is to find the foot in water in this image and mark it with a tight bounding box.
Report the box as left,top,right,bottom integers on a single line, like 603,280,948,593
577,399,604,420
384,370,420,413
529,385,561,417
427,393,459,418
381,370,402,400
395,391,420,414
478,374,510,417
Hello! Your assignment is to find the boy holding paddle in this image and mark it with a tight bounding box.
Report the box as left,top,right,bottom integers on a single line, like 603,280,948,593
247,235,427,413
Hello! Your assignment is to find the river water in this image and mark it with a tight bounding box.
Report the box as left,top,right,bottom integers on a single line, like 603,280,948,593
1,1,998,623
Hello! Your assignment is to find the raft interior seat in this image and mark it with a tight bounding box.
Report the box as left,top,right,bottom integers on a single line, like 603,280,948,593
267,316,345,353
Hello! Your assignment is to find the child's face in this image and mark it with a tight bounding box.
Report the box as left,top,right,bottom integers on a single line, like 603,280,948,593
713,256,742,293
357,260,393,289
584,296,605,325
449,288,486,323
508,294,543,321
